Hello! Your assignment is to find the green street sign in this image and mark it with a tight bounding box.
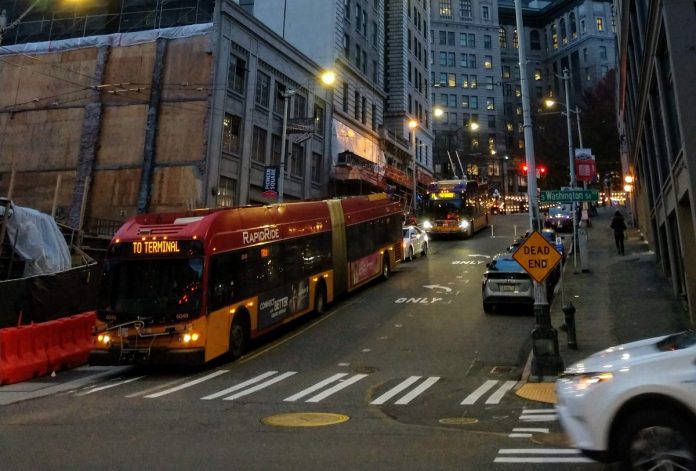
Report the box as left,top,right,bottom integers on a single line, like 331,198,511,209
540,189,599,202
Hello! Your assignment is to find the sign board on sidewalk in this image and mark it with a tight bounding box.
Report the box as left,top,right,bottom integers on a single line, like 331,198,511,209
540,189,599,202
512,231,562,283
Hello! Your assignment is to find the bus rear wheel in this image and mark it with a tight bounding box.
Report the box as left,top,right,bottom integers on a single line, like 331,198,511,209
382,256,391,280
229,313,249,360
314,283,327,315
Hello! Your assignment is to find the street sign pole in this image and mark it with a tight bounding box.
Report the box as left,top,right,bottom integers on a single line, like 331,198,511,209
514,0,563,379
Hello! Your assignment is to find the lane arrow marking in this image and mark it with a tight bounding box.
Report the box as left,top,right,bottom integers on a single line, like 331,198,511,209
423,284,452,292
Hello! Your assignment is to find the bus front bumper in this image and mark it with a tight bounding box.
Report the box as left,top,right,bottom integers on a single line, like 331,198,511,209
89,347,206,366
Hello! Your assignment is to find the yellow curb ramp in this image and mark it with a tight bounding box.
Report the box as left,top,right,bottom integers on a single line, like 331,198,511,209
516,382,558,404
261,412,350,427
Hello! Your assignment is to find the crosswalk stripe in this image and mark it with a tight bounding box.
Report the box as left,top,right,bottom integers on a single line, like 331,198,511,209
305,374,368,403
499,449,582,454
494,457,594,463
394,376,440,405
520,414,557,422
75,376,146,396
284,373,348,402
201,371,279,400
370,376,422,405
512,428,550,433
485,380,517,404
144,370,229,398
521,409,556,414
222,371,297,401
508,433,532,438
461,379,498,405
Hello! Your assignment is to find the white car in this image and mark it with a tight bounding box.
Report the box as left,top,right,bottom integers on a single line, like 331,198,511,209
555,330,696,469
402,225,429,262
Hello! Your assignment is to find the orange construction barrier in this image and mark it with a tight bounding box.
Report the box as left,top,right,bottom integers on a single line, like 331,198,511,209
0,325,49,385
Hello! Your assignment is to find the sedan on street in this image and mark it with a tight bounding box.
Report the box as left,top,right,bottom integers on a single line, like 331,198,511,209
556,330,696,470
481,253,534,313
402,225,429,262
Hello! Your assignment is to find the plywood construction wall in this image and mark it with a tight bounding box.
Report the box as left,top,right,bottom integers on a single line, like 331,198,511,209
0,33,214,229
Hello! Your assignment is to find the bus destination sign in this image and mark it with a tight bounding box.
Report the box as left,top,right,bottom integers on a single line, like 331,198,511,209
436,191,456,199
132,240,181,255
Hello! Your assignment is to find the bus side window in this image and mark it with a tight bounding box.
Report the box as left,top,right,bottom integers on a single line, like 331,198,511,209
209,255,235,312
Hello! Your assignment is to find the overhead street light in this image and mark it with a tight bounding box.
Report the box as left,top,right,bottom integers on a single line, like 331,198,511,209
277,70,336,202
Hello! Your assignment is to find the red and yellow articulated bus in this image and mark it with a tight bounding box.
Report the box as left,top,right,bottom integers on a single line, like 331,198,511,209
90,193,402,365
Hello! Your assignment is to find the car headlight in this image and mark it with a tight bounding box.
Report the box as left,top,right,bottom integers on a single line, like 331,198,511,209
562,372,613,391
459,220,470,229
422,221,432,230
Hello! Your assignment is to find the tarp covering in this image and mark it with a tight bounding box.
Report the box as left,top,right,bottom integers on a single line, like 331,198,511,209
0,264,102,328
3,204,71,277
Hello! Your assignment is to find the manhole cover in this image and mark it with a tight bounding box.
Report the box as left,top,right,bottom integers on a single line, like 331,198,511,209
261,413,350,428
490,366,515,374
352,366,378,374
438,417,479,425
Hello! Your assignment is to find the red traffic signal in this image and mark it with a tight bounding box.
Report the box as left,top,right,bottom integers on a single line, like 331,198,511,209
539,165,547,175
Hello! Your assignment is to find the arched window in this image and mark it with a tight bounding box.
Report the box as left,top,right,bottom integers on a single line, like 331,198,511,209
499,27,507,48
513,29,518,48
551,24,558,49
570,12,577,39
560,19,567,44
530,30,541,50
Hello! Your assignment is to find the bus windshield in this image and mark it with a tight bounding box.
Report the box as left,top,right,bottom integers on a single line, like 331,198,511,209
103,257,204,318
425,198,473,218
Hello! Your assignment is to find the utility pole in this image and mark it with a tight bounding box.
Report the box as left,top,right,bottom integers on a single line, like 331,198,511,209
514,0,563,379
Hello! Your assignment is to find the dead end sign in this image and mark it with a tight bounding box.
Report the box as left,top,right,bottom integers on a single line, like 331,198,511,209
512,230,562,283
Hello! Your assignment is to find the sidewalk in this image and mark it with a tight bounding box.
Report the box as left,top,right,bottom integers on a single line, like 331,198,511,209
517,205,691,403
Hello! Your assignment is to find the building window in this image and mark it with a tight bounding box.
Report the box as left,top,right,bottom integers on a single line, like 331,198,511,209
343,82,349,111
344,0,350,19
485,76,494,90
355,3,362,32
469,54,476,68
534,69,542,81
600,65,608,76
448,31,455,45
355,44,362,69
461,95,469,108
570,13,577,39
530,30,541,50
361,96,367,124
470,75,477,88
487,115,496,128
481,5,490,20
343,34,350,57
461,74,469,88
448,94,457,107
513,29,518,48
314,104,325,134
222,114,241,155
468,33,475,48
470,96,478,109
459,32,468,47
483,34,492,49
596,17,604,31
483,56,492,69
499,27,507,48
583,48,588,62
255,72,270,107
439,30,447,45
228,55,246,94
439,0,453,17
551,24,558,49
599,46,607,59
459,0,472,18
448,73,456,87
581,19,586,34
271,134,281,165
439,51,447,66
371,103,377,130
354,91,361,119
293,94,306,119
311,152,322,182
274,83,286,115
486,97,495,110
217,176,236,208
502,66,510,79
251,126,267,162
290,143,303,176
460,53,468,68
561,19,567,44
373,21,378,45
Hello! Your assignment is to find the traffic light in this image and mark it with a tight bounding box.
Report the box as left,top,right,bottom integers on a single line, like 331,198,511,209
520,164,528,175
538,165,547,177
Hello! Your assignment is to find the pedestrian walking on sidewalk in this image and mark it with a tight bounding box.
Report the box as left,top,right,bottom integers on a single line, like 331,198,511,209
610,210,627,255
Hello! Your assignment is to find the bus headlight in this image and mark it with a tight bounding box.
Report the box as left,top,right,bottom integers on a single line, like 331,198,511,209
422,220,432,230
182,333,200,343
459,220,470,229
97,334,111,345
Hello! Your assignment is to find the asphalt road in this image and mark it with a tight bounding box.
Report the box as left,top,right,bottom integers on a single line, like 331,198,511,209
0,214,607,470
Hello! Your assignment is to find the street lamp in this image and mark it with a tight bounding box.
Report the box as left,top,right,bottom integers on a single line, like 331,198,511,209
408,118,418,214
277,70,335,202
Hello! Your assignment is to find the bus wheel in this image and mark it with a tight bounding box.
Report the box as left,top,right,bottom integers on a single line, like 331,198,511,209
314,283,327,315
382,256,391,280
229,313,249,360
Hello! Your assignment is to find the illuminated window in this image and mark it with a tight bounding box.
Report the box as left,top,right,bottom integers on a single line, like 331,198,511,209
448,73,456,87
484,56,493,69
486,97,495,110
499,27,507,48
439,0,453,17
513,29,518,49
222,114,241,155
551,24,558,49
596,17,604,31
217,176,236,208
534,69,542,81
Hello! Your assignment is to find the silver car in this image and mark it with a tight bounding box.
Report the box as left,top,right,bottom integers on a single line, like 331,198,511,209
481,253,534,313
402,225,429,262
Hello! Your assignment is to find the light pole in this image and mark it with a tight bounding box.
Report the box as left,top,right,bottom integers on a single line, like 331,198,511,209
277,70,335,203
408,119,418,214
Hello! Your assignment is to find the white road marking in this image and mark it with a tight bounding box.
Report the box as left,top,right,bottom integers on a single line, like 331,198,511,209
370,376,422,405
201,371,280,400
494,457,594,463
394,376,440,405
221,371,297,401
144,370,229,398
512,428,550,433
485,380,517,404
305,374,368,403
498,449,582,454
508,433,532,438
75,376,146,396
522,409,556,414
461,380,498,405
284,373,348,402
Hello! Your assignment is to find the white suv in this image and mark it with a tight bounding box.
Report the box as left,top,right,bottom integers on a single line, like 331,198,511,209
555,330,696,469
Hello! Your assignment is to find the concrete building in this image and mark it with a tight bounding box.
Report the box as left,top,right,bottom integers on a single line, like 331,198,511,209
0,1,335,231
429,0,507,193
250,0,435,211
615,0,696,323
